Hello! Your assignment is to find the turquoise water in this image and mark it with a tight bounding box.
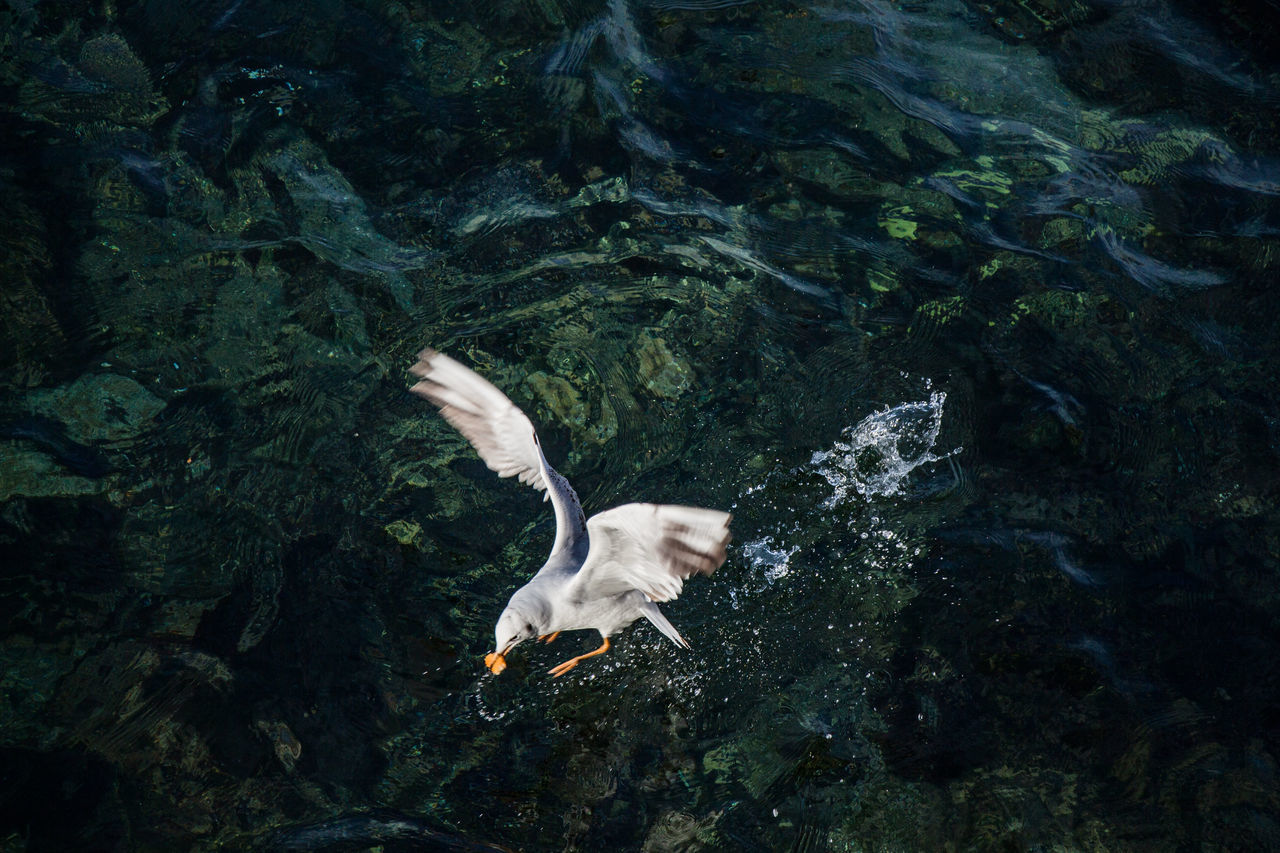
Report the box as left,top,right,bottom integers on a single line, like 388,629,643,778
2,0,1280,849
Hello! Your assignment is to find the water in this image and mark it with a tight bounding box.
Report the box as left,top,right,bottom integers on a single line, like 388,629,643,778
2,0,1279,849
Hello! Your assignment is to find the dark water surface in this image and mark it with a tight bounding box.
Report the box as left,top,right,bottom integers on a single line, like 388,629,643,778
3,0,1280,849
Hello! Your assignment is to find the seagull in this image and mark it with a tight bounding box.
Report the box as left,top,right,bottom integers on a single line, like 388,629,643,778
409,349,732,677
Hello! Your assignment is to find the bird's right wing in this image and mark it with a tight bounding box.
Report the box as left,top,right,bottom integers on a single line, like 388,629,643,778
409,349,586,556
569,504,731,603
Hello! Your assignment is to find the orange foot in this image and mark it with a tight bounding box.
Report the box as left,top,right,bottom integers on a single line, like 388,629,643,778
539,631,561,644
548,637,611,678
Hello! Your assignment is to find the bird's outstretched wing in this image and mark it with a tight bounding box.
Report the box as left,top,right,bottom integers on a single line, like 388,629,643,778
569,504,731,604
409,349,586,557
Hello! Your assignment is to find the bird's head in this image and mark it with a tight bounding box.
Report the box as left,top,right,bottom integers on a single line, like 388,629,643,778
484,599,545,675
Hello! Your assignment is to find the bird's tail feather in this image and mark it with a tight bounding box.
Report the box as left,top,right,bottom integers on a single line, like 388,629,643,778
641,601,690,649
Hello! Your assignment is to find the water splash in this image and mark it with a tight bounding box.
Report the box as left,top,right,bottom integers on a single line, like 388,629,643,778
811,389,955,505
741,536,801,584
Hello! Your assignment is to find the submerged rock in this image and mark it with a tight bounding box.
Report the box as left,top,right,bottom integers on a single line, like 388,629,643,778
526,368,618,447
0,443,105,502
634,332,692,399
30,373,165,444
384,519,423,547
20,30,168,128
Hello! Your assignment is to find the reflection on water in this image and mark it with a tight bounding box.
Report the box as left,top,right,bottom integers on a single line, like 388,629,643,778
3,0,1280,848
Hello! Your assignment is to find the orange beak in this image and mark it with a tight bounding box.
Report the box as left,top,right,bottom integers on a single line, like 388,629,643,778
484,651,507,674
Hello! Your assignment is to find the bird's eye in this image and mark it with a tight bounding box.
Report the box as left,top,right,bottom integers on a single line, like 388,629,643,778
524,623,534,634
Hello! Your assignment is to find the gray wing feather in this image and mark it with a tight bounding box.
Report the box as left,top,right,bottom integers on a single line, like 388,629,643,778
570,504,731,603
409,349,586,556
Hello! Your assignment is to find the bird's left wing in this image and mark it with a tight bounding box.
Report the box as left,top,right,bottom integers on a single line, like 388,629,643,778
409,349,586,557
568,504,731,602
